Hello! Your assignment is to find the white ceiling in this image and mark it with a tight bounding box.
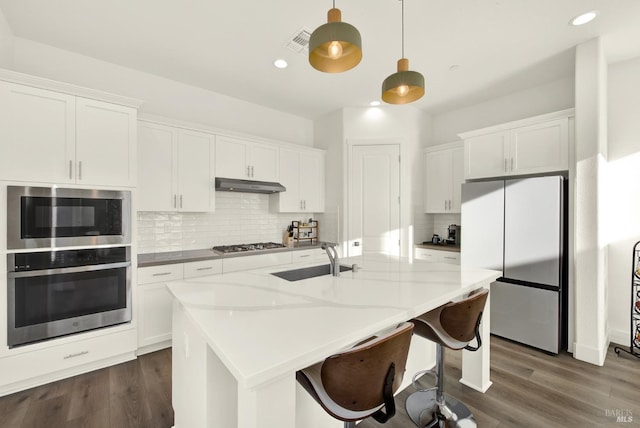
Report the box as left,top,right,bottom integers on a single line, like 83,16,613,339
1,0,640,119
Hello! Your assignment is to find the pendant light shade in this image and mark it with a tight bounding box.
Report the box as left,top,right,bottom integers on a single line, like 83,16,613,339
382,0,424,104
382,58,425,104
309,7,362,73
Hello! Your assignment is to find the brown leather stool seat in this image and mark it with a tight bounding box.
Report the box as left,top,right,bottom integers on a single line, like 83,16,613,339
406,288,489,428
297,322,414,428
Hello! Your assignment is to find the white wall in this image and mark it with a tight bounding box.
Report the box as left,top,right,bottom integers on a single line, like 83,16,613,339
430,76,575,145
0,8,13,68
606,56,640,346
9,38,313,146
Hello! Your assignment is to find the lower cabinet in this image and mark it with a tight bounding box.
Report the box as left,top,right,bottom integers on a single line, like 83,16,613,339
414,247,460,265
137,260,222,354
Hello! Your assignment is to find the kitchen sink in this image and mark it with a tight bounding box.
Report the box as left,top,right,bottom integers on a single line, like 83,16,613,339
271,264,352,282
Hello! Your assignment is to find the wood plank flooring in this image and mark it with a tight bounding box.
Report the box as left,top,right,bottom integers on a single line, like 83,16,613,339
1,337,638,427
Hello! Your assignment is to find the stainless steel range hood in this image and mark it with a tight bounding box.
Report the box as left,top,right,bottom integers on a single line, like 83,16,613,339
215,177,286,194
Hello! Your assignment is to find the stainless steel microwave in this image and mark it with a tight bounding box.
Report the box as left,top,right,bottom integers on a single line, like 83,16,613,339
7,186,131,249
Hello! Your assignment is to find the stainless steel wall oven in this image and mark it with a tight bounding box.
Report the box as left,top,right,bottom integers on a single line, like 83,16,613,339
7,247,131,347
7,186,131,250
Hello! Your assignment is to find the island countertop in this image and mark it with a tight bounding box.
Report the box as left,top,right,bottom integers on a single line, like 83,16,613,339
167,253,500,390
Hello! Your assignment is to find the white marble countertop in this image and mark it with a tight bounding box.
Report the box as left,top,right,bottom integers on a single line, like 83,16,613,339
166,254,500,389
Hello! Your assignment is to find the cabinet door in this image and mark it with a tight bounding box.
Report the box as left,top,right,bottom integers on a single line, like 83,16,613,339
138,122,177,211
138,283,173,349
464,131,509,179
76,98,137,187
0,82,75,183
510,118,568,175
250,142,279,182
300,150,325,212
424,149,452,213
216,136,249,179
277,148,301,212
177,129,214,212
450,147,464,213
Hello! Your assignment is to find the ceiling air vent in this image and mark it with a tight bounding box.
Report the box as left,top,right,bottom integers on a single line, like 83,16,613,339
284,28,311,54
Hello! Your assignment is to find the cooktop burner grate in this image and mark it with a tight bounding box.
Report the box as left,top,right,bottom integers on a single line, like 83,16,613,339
212,242,286,253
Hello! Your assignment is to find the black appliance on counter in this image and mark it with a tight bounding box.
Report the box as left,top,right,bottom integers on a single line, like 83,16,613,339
446,224,460,245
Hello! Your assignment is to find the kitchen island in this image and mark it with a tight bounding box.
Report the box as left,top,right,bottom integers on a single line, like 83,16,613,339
167,254,500,428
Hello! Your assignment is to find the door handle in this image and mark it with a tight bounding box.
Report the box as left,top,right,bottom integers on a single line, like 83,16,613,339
174,195,177,208
78,161,82,180
69,160,73,179
247,165,251,177
180,195,183,209
510,157,514,171
251,165,254,177
504,158,507,172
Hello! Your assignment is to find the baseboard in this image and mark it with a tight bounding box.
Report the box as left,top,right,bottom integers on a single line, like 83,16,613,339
608,327,629,347
136,339,172,356
573,340,609,366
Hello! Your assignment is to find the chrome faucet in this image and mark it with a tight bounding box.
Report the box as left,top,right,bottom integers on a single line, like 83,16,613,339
321,242,340,277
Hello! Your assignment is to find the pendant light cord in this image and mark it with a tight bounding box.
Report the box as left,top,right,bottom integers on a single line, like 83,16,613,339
401,0,405,58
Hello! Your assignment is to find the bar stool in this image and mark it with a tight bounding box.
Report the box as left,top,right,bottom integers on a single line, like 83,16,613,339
406,288,489,428
296,322,414,428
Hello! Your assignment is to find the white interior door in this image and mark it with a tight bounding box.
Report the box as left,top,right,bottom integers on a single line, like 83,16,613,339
349,145,400,256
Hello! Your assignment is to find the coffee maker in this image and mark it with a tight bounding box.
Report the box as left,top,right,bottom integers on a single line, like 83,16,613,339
446,224,460,245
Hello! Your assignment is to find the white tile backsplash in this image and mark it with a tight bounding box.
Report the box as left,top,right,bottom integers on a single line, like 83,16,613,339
137,192,313,254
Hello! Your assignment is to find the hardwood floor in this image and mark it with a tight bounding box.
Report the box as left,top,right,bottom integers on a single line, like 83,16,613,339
1,337,638,427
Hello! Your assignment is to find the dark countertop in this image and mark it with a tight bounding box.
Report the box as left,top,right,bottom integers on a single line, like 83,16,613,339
138,241,326,268
415,242,461,253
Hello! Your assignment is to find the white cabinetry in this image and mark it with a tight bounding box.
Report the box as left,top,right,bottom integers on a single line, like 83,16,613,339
138,121,215,212
291,248,327,263
461,110,572,180
0,81,138,186
137,260,223,354
271,147,325,212
414,247,460,265
215,135,279,182
424,143,463,213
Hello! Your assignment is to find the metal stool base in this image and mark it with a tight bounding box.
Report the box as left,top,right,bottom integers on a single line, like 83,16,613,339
406,389,476,428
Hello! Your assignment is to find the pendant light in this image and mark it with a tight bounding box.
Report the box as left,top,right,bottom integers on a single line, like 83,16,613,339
309,1,362,73
381,0,424,104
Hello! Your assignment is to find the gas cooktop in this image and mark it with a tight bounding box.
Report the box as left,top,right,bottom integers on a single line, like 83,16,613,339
212,242,286,254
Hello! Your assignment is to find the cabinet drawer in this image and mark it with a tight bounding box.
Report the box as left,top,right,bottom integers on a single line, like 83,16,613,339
0,329,136,388
292,249,326,263
415,248,438,262
440,253,460,265
184,259,222,278
138,264,183,285
222,252,292,273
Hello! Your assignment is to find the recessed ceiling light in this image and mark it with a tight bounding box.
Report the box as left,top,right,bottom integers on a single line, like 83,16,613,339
369,101,381,106
274,59,288,69
569,10,598,26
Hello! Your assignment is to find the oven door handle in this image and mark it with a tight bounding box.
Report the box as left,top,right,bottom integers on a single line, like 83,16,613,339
8,261,131,278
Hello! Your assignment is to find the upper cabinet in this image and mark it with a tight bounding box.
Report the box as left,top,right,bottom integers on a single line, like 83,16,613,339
215,136,279,182
424,142,463,214
461,110,573,180
138,121,215,212
271,147,325,213
0,79,138,187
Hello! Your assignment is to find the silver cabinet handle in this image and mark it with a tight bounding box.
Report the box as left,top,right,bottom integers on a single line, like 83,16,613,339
443,256,456,260
78,161,82,180
64,350,88,360
303,200,306,210
444,200,447,211
300,200,303,210
510,157,514,171
180,194,183,209
152,272,172,277
69,160,73,179
504,158,507,172
247,165,251,177
251,165,254,177
299,254,310,258
196,266,213,271
174,195,177,208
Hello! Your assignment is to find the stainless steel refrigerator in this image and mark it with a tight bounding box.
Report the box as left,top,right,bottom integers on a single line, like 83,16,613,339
461,175,567,354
